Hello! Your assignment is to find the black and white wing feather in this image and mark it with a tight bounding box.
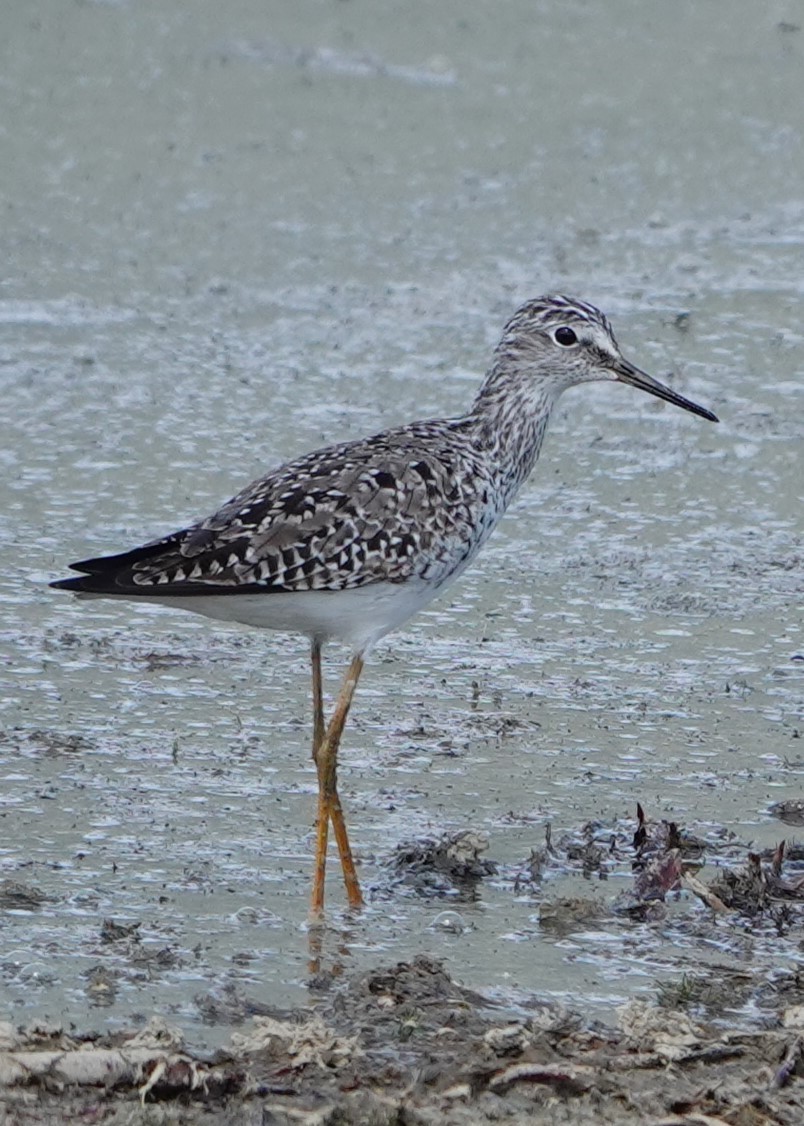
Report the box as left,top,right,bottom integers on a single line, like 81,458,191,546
52,420,494,598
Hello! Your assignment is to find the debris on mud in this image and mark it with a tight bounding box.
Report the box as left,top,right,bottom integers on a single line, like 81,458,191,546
391,829,497,894
0,881,50,911
512,804,804,927
771,799,804,827
512,819,615,890
0,727,96,756
2,955,804,1125
99,918,142,944
538,894,608,933
678,837,804,921
632,801,706,863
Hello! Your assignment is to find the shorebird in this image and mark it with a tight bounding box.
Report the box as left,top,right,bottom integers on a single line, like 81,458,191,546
51,295,718,912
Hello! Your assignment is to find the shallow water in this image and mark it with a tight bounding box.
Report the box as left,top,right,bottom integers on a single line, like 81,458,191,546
1,0,802,1048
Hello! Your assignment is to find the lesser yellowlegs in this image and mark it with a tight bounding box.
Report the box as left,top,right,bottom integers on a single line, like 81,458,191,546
51,295,718,911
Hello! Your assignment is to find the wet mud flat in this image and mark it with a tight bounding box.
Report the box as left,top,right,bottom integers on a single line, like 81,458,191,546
3,816,804,1125
1,954,803,1126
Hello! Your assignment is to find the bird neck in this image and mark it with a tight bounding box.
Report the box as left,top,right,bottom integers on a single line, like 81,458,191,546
467,359,560,504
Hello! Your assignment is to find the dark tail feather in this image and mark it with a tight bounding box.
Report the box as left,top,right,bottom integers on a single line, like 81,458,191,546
65,533,187,576
50,530,268,598
50,532,190,594
50,573,119,594
51,529,189,585
67,556,122,575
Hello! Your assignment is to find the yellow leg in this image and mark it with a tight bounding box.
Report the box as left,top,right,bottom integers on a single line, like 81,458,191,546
311,639,325,755
310,653,365,913
310,640,329,914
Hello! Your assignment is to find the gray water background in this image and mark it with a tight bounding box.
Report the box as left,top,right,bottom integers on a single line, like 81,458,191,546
0,0,802,1047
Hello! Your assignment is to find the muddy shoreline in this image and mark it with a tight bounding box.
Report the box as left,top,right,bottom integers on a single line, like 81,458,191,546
3,819,804,1124
2,953,803,1125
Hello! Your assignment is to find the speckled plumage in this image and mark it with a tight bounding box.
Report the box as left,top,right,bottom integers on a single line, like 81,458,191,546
117,419,501,595
53,294,716,644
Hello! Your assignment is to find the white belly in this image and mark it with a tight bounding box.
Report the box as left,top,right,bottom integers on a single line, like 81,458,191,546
79,578,444,652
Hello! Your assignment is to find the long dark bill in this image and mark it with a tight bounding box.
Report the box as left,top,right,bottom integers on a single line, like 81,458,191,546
613,357,719,422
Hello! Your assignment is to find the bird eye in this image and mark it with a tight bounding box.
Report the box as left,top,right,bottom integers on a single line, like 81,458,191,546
554,326,578,346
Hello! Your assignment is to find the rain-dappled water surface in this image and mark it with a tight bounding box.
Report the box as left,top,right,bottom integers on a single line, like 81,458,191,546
1,0,802,1049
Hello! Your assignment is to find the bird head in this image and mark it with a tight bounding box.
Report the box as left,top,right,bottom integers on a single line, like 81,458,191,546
494,295,718,422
